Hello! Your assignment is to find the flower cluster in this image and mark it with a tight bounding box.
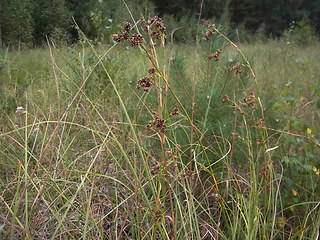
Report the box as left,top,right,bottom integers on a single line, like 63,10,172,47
169,107,180,117
253,118,264,126
136,65,158,92
214,49,221,61
142,16,166,40
228,61,242,74
113,22,132,42
123,22,132,32
256,138,268,146
165,148,178,160
112,22,143,47
208,49,222,61
150,163,160,175
130,33,143,46
222,95,229,103
147,112,167,133
232,103,241,111
150,208,163,222
136,76,154,92
178,169,193,181
113,34,124,43
148,67,156,74
242,92,256,109
202,19,217,41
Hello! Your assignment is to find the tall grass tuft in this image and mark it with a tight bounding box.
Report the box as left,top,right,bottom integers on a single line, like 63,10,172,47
0,4,319,240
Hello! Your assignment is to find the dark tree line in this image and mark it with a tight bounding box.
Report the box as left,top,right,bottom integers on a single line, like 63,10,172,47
228,0,320,36
0,0,319,48
154,0,320,36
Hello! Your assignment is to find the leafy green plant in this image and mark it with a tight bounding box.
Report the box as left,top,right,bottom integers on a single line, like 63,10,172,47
282,19,318,46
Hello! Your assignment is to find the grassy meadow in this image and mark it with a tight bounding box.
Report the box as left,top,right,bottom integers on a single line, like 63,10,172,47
0,18,320,239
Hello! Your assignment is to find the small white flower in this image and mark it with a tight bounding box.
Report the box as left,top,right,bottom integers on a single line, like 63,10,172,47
15,106,26,114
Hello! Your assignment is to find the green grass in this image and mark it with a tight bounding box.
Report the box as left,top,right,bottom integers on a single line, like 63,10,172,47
0,17,319,240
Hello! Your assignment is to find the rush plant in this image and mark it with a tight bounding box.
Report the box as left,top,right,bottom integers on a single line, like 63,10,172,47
0,3,319,240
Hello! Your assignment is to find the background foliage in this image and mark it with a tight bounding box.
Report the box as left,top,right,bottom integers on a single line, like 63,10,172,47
0,0,319,48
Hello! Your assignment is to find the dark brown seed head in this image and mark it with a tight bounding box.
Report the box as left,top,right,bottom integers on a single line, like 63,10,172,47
123,22,132,32
130,34,143,46
204,30,214,41
202,19,209,27
122,31,130,40
148,67,156,74
169,107,180,117
113,34,123,43
222,95,229,103
137,76,154,91
214,49,221,61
